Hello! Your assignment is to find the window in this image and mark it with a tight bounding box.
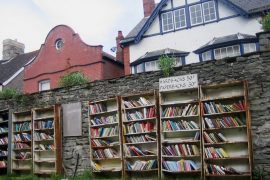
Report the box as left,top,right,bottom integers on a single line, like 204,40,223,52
174,9,186,29
136,64,144,73
202,1,217,22
39,80,50,91
174,57,183,67
145,60,160,72
243,43,257,53
214,45,240,59
202,51,212,61
161,12,174,32
55,39,64,50
189,4,203,25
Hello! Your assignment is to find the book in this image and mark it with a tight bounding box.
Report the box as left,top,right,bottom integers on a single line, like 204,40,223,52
162,160,199,172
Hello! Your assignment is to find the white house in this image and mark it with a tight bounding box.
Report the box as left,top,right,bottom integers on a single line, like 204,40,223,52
121,0,270,75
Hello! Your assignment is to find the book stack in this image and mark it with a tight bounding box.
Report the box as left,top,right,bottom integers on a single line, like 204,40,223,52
162,104,198,117
34,120,54,129
203,101,245,114
0,161,7,168
0,137,8,145
15,152,31,160
206,164,241,175
0,151,7,157
162,144,200,156
93,148,119,159
163,120,199,131
89,103,107,114
125,122,155,134
205,147,229,158
14,122,31,132
34,144,55,151
125,145,156,157
123,97,152,108
0,127,8,133
34,132,54,141
14,143,30,149
127,160,158,171
204,117,244,129
14,133,31,142
203,132,227,143
91,115,118,126
126,134,156,144
126,108,156,121
162,160,199,172
91,139,119,147
91,127,119,137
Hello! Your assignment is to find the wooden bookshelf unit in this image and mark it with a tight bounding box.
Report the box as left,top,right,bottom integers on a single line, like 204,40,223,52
11,110,32,174
159,87,202,179
32,105,61,175
89,97,123,179
201,81,252,180
0,109,9,175
121,91,160,179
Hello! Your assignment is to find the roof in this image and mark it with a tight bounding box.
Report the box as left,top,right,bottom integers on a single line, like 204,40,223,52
121,0,270,45
130,48,189,66
0,51,38,84
102,52,124,66
194,33,258,53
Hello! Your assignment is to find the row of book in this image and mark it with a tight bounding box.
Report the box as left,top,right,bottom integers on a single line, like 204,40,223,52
0,151,7,157
162,104,198,117
206,164,241,175
162,160,199,172
0,127,8,133
34,132,54,141
89,103,108,114
34,120,54,129
34,144,55,151
125,145,156,157
13,143,30,149
163,120,199,131
14,122,31,132
14,133,31,142
205,147,229,158
204,116,245,129
125,134,156,144
92,148,119,159
203,132,227,144
0,161,6,168
91,115,118,126
203,101,245,114
162,144,200,157
91,127,119,138
0,137,8,145
123,97,152,108
91,139,119,147
14,152,31,160
127,160,157,171
124,122,155,134
91,161,121,172
126,108,156,121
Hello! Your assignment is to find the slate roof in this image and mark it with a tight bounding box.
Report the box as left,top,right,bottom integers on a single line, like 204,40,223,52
130,48,189,66
194,33,258,53
0,51,38,84
121,0,270,45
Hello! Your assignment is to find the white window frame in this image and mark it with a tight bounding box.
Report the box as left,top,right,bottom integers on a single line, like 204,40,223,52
243,43,257,53
39,80,51,91
189,4,203,26
161,11,174,32
202,51,212,61
174,8,187,30
174,57,183,67
145,60,160,72
214,45,241,59
136,64,144,73
202,1,217,23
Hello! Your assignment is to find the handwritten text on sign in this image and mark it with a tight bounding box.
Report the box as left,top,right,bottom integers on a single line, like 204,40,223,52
159,74,198,92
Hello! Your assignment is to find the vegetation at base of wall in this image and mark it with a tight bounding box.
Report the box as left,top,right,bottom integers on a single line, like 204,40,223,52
159,55,175,77
253,166,267,180
75,170,92,180
58,72,89,88
260,12,270,31
0,88,21,100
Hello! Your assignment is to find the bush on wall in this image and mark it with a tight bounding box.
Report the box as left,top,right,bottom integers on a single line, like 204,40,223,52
0,88,21,100
159,55,176,77
58,72,89,88
260,12,270,31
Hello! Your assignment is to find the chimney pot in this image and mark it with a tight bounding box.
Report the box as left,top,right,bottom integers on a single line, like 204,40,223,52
143,0,155,17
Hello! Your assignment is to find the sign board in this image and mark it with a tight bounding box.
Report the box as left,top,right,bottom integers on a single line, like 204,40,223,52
62,102,82,137
159,74,198,92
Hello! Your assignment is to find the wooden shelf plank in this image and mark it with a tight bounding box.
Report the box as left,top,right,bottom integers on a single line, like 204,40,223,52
203,110,246,117
89,109,117,116
122,117,156,123
124,104,155,110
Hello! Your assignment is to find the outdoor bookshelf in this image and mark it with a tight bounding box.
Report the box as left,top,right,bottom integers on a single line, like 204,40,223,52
0,109,9,175
200,81,252,180
121,91,160,179
89,97,123,179
32,105,62,175
159,87,202,179
11,110,32,174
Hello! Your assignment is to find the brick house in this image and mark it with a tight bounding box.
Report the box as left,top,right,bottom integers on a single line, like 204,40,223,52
23,25,124,93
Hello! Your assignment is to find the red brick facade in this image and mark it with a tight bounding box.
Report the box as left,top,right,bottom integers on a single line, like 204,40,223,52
143,0,155,17
123,46,131,75
23,25,124,93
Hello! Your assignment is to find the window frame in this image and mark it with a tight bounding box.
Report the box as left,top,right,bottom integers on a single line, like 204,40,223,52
243,43,257,53
39,80,51,92
161,11,174,32
202,1,217,23
174,8,187,30
214,45,241,60
189,4,203,26
202,50,212,61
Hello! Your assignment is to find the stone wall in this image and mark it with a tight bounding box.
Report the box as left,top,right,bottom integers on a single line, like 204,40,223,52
0,32,270,178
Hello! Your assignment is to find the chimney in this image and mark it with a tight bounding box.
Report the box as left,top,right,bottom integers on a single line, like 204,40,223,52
143,0,155,17
116,31,124,62
2,39,25,60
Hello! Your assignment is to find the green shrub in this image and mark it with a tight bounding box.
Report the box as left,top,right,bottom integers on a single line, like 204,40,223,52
260,12,270,31
159,55,176,77
58,72,89,88
0,88,21,100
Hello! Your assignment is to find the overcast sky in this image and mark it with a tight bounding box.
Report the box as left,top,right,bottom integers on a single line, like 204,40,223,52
0,0,160,59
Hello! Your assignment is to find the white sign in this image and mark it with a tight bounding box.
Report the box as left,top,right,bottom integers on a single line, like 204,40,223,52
159,74,198,92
